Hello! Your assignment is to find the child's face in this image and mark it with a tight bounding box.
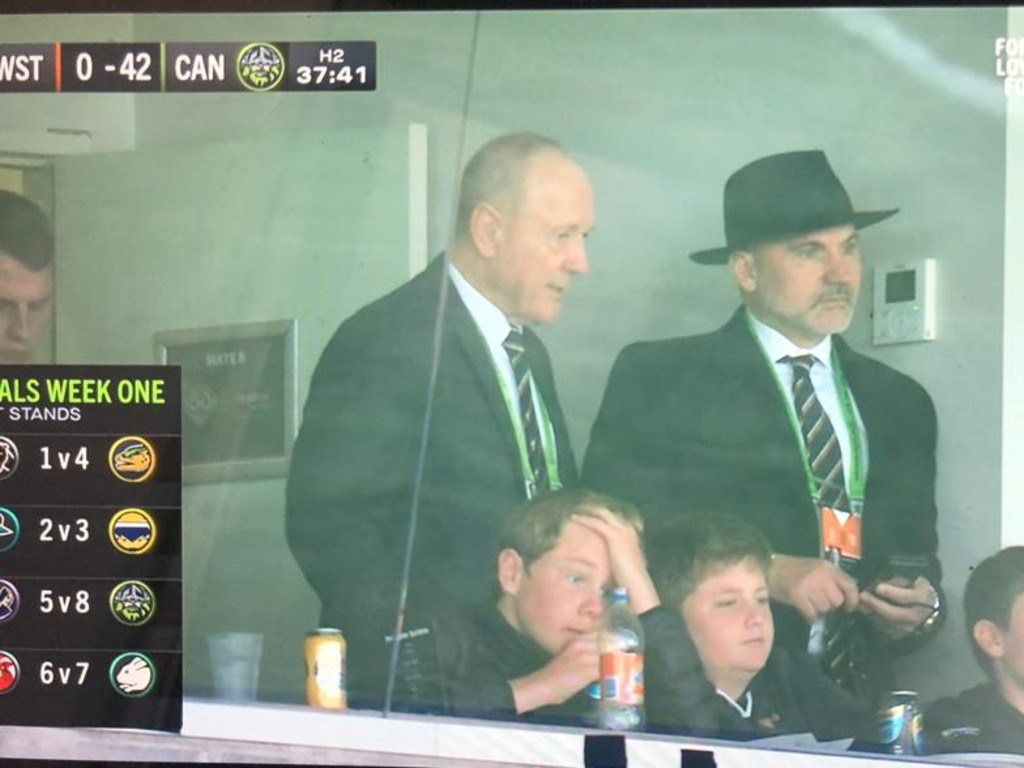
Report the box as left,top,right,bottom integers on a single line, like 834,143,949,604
499,518,611,655
681,557,774,696
989,591,1024,696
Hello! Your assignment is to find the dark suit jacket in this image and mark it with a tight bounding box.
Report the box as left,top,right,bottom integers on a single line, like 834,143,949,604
285,256,577,706
435,602,594,725
582,308,940,695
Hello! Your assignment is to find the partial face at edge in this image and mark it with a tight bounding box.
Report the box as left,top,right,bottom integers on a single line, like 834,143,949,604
0,253,53,364
979,592,1024,703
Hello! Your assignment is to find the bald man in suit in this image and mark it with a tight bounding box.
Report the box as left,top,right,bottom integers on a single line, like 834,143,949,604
287,133,593,709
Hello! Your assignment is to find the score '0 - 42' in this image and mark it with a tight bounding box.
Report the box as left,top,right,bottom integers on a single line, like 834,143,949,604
73,50,153,82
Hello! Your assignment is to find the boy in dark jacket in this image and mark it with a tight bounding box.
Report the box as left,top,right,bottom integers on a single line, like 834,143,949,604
924,546,1024,755
436,488,693,725
643,511,875,744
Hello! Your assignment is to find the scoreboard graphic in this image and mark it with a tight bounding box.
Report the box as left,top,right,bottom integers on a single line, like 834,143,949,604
0,366,181,731
0,42,376,93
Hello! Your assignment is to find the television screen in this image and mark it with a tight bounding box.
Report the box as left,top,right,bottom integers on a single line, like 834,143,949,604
0,4,1019,767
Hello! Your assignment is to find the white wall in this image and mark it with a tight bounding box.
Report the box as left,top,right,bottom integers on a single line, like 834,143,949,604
1004,8,1024,547
52,128,417,700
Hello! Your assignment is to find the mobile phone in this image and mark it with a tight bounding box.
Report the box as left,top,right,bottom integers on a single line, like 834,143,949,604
860,553,930,590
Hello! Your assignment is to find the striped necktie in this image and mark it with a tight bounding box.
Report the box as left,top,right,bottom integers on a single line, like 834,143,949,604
786,354,849,511
503,326,548,496
786,355,864,694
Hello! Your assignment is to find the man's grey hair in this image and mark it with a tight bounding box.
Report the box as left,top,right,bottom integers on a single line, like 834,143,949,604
454,132,566,239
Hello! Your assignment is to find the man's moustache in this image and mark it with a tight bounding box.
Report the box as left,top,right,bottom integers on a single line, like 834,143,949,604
816,287,854,304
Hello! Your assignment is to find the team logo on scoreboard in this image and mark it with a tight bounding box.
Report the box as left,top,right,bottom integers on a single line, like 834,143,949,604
108,436,157,483
0,650,19,694
0,436,20,481
108,508,157,555
0,508,20,554
109,580,156,626
0,580,20,625
109,652,156,698
236,42,285,92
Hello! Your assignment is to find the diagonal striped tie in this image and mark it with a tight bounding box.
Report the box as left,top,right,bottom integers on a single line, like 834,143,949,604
786,355,862,693
787,355,849,512
503,326,548,496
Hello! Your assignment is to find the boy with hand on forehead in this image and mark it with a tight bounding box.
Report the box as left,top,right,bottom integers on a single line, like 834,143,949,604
643,511,874,743
437,488,705,724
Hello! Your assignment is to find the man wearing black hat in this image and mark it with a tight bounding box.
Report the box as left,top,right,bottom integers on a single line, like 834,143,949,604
583,151,943,704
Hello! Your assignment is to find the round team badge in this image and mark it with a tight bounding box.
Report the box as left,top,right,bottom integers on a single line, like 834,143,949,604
108,508,157,555
108,436,157,483
109,580,156,626
109,652,156,698
0,508,20,554
236,43,285,92
0,650,20,694
0,437,20,481
0,580,20,625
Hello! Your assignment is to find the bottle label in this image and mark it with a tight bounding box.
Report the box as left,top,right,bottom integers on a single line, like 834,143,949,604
599,651,644,705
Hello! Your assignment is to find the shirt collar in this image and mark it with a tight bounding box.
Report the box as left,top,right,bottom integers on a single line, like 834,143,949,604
747,309,834,371
715,688,754,718
448,261,513,347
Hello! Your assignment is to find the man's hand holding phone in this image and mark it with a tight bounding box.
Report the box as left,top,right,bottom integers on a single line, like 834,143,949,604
858,555,940,640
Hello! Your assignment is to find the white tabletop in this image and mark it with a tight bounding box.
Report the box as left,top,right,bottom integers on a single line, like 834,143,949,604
177,698,1009,768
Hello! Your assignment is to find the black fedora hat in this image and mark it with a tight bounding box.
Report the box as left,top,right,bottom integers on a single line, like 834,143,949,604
689,150,899,265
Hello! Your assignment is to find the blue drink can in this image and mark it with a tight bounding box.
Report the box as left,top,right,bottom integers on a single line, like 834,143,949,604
878,690,923,754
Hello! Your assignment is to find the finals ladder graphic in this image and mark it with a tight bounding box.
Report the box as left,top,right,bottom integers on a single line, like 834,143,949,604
0,366,182,731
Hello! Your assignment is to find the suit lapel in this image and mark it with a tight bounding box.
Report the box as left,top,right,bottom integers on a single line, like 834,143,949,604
832,338,874,433
708,309,822,527
709,310,798,442
832,337,877,499
523,328,577,485
522,330,559,424
440,264,525,484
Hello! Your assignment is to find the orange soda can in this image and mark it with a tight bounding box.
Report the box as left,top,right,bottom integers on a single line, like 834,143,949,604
305,628,347,709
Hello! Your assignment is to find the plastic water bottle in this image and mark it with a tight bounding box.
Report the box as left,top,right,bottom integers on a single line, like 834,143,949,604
597,587,645,730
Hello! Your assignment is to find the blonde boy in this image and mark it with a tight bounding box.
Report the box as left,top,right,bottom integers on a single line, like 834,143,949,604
438,488,659,723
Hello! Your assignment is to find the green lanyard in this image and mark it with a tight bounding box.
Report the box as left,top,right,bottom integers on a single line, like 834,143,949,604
488,341,562,498
747,315,866,507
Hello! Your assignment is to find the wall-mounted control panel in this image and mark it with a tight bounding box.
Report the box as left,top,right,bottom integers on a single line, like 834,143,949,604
873,258,937,345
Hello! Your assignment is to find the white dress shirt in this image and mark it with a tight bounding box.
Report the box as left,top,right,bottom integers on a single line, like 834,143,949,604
748,311,870,655
748,312,869,494
447,262,526,431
